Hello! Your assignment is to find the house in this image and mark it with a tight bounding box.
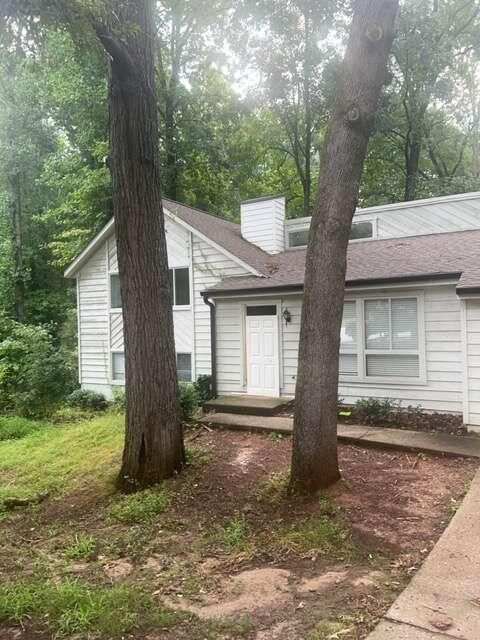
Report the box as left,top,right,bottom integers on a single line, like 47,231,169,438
65,191,480,431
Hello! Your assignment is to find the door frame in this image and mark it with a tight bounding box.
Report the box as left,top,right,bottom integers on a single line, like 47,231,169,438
244,301,281,397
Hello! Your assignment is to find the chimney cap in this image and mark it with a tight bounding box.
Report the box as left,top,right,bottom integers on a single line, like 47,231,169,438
241,195,285,206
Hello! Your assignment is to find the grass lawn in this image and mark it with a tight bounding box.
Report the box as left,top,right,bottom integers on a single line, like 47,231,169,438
0,414,477,639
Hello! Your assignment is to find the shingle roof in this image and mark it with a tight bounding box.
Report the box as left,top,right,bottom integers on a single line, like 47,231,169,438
203,228,480,295
64,199,273,278
163,199,272,275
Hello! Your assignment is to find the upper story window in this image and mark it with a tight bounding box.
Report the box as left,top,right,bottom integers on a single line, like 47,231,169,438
110,268,190,309
350,220,374,241
287,217,376,248
110,274,122,309
288,228,310,247
169,267,190,307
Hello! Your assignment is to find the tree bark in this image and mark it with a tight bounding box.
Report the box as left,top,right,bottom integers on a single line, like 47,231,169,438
291,0,399,493
8,170,24,323
97,0,184,490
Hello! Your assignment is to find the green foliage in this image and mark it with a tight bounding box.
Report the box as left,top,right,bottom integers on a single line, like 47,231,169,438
355,397,399,423
66,389,109,412
307,619,355,640
0,317,76,417
63,534,97,561
112,386,126,411
0,579,177,637
210,515,251,552
194,374,214,404
0,416,50,441
179,382,199,423
0,414,124,507
108,486,172,524
270,496,356,558
255,471,289,504
185,445,213,468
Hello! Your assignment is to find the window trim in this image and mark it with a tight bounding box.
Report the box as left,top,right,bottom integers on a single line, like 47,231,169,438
170,266,191,310
176,352,192,382
109,272,122,312
111,350,125,384
287,227,310,248
339,291,426,386
349,216,378,243
286,216,378,248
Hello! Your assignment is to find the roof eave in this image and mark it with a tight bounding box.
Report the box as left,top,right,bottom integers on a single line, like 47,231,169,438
64,218,114,278
204,272,462,297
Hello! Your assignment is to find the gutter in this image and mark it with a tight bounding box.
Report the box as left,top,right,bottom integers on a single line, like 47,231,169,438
201,293,217,398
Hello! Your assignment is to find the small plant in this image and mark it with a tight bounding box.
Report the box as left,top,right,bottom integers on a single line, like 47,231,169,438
63,534,97,561
112,386,126,411
109,486,171,524
66,389,109,412
255,472,289,504
185,445,212,468
354,397,400,424
308,619,355,639
271,497,356,558
210,515,251,553
0,416,50,441
194,374,214,404
0,579,177,637
179,382,199,422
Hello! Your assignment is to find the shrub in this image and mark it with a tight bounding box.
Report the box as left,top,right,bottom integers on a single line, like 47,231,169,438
194,374,214,404
112,387,126,412
66,389,109,412
0,317,76,417
178,382,198,422
354,397,399,423
0,416,50,441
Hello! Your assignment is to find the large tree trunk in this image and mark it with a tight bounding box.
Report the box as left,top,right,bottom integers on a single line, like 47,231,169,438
97,0,184,490
8,170,24,323
291,0,399,493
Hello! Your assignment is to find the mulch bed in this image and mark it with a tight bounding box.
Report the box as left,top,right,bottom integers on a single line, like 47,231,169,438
277,401,468,436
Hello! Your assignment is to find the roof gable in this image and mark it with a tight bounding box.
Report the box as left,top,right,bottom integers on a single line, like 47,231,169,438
64,200,272,278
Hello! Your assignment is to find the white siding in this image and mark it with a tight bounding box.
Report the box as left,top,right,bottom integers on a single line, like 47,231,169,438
284,193,480,244
78,217,194,396
193,237,250,377
240,197,285,254
213,285,465,414
358,195,480,238
465,300,480,427
77,244,110,394
215,299,244,394
77,217,250,394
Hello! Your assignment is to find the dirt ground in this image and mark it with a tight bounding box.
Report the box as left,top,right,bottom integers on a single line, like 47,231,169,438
1,428,478,640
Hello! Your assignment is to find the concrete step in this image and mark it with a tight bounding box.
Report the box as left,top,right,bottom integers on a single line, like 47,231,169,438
203,395,290,417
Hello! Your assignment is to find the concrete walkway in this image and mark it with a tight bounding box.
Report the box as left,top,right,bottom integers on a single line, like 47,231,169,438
200,412,480,458
368,468,480,639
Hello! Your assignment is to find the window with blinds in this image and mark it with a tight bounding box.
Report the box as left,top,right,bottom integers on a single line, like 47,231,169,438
364,297,420,378
340,300,358,376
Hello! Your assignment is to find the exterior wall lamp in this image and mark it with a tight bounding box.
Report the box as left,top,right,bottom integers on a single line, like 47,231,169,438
282,308,292,325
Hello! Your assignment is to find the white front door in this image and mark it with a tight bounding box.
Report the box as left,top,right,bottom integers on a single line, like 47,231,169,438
246,305,280,397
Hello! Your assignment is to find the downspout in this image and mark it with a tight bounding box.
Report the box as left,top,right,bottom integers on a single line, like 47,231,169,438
201,293,217,398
